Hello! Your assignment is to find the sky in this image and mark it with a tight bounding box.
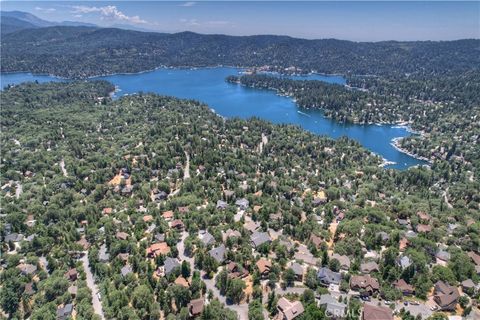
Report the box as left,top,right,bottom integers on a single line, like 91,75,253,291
1,1,479,41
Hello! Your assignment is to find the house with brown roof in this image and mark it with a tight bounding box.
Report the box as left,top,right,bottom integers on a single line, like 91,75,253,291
399,237,409,251
102,208,113,215
116,231,129,240
393,279,415,296
416,224,432,233
170,219,185,231
331,253,351,271
143,215,153,223
467,251,480,266
433,281,459,311
362,304,393,320
174,276,190,288
178,206,190,214
309,234,323,249
76,236,90,250
65,268,78,281
162,210,174,221
350,275,380,296
360,261,379,274
256,258,272,278
416,211,431,223
188,298,204,317
147,242,170,257
276,297,304,320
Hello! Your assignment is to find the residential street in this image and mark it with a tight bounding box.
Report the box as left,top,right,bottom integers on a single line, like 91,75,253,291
81,252,105,320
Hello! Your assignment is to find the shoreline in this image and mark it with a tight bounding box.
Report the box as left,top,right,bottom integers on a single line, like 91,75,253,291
391,137,433,164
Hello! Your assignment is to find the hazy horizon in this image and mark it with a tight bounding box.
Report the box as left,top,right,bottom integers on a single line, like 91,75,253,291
1,1,479,41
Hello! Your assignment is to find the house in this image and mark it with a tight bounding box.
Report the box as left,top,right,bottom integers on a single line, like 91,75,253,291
336,211,345,222
201,231,216,247
162,210,174,221
434,281,459,311
244,220,260,233
121,264,133,277
57,303,74,320
65,268,78,281
467,251,480,266
223,229,241,242
121,185,133,196
143,215,153,223
256,258,272,277
417,211,431,223
331,253,351,271
216,200,228,210
102,207,113,215
227,262,249,279
436,250,451,265
224,190,235,198
164,257,180,276
154,233,165,243
350,275,380,296
24,282,35,295
68,285,78,297
290,262,304,281
178,206,190,214
375,232,389,242
317,267,341,286
147,242,170,257
152,189,168,201
461,279,476,294
393,279,415,296
170,219,185,231
416,224,432,233
116,231,129,240
5,233,24,243
76,236,90,250
174,276,190,288
209,244,226,264
397,218,409,227
250,231,271,248
309,234,323,249
360,261,379,274
276,297,304,320
399,237,409,251
235,198,249,210
398,255,412,270
269,212,282,222
117,253,130,263
318,294,346,319
188,298,204,318
294,250,318,266
362,304,393,320
17,263,37,276
99,243,110,263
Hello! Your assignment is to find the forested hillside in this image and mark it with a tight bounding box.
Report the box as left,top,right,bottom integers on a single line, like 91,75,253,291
1,82,479,319
1,26,479,78
226,73,480,170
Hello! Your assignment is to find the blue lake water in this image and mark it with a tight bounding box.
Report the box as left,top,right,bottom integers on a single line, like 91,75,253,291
1,67,426,169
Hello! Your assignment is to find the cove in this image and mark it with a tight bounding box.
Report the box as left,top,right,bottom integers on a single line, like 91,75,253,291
1,67,426,169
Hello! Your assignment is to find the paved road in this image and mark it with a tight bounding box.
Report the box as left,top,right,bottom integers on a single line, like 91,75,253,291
15,183,22,199
184,151,190,180
81,252,105,320
60,159,68,177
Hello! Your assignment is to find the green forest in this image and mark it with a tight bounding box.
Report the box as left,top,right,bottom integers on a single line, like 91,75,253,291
0,82,478,319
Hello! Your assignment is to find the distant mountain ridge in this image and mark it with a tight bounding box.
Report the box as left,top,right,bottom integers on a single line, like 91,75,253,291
1,23,479,79
0,10,97,33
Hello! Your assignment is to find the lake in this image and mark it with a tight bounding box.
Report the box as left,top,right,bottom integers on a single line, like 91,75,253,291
1,67,426,169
